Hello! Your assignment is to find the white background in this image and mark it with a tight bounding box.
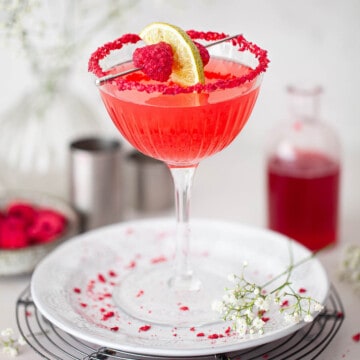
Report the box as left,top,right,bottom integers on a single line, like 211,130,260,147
0,1,359,359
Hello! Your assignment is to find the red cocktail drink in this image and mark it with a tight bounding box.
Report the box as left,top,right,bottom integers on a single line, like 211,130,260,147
100,58,260,167
89,27,268,326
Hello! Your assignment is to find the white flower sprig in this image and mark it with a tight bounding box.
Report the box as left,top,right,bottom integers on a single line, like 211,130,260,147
212,265,268,336
212,250,324,336
0,328,26,357
0,0,142,93
338,244,360,294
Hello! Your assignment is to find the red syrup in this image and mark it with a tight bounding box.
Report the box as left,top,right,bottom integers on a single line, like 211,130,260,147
267,151,340,251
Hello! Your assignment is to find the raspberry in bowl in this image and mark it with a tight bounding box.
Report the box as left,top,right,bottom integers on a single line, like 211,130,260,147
0,191,80,276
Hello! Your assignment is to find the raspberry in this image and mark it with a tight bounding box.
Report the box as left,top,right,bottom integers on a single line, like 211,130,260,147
7,202,36,226
27,209,67,244
0,201,68,249
0,217,28,249
133,42,173,82
194,41,210,66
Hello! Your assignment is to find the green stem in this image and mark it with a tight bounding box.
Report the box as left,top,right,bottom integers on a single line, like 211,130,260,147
260,244,317,290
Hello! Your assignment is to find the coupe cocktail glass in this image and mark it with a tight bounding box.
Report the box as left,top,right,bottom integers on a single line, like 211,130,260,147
89,30,269,327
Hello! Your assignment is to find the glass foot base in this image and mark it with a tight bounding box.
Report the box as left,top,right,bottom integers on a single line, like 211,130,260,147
112,264,226,327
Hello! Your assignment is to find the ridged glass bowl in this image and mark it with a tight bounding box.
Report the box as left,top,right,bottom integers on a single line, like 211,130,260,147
0,190,80,276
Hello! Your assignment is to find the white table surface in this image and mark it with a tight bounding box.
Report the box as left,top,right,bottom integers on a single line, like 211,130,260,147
0,143,359,359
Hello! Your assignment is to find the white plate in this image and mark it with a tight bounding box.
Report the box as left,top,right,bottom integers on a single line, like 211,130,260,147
31,219,329,357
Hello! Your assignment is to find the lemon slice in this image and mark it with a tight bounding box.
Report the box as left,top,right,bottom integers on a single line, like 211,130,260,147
139,22,205,86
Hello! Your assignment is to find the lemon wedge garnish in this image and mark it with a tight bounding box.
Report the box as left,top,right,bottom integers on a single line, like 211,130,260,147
139,22,205,86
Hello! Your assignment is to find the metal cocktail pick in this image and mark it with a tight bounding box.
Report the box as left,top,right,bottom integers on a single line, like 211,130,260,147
95,34,241,86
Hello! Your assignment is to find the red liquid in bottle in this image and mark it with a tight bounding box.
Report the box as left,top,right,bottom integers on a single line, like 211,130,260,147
267,151,340,251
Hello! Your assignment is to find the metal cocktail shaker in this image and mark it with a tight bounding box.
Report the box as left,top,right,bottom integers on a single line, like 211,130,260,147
69,137,124,231
126,151,174,214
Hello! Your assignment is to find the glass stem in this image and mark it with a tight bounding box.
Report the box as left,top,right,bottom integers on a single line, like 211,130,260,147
168,166,201,291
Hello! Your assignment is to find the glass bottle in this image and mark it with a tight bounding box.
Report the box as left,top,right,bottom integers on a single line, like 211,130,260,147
266,86,341,251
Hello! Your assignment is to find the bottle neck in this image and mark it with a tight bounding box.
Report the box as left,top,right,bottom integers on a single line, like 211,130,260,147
287,85,322,123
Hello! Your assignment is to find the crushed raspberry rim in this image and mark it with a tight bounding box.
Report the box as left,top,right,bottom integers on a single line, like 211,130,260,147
88,30,269,95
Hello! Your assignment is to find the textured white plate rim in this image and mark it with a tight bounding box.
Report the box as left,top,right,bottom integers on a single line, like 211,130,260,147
31,218,329,357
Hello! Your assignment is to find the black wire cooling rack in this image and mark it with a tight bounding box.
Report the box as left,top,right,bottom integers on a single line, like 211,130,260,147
16,284,344,360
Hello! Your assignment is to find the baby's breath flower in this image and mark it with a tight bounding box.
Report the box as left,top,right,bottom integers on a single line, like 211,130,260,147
235,317,248,336
244,309,254,320
339,244,360,294
313,302,324,312
293,312,301,323
213,250,324,335
223,292,237,305
284,311,301,324
253,317,265,329
254,297,270,311
17,337,26,347
0,327,26,357
1,328,13,338
2,346,18,357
